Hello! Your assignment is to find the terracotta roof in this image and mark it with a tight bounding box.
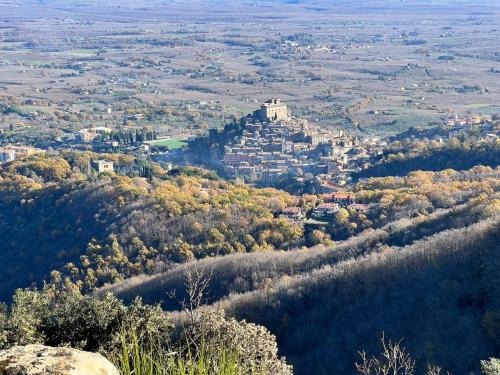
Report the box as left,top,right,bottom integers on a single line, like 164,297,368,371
315,203,339,211
333,193,355,199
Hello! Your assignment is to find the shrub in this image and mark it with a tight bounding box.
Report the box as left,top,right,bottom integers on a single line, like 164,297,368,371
481,358,500,375
180,309,293,375
0,289,292,375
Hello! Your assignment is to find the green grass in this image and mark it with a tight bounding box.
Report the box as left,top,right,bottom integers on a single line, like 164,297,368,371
112,329,248,375
146,139,187,149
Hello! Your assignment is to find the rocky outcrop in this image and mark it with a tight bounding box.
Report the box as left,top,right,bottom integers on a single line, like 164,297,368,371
0,344,119,375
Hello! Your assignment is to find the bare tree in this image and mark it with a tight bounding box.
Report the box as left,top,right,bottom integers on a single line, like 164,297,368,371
356,334,415,375
427,365,452,375
173,265,214,354
184,265,213,319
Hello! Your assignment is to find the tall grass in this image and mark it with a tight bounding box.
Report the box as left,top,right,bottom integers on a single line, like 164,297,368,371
111,328,247,375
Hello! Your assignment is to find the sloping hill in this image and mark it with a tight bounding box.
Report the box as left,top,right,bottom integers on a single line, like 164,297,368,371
100,206,500,374
0,152,300,301
97,199,494,308
215,216,500,374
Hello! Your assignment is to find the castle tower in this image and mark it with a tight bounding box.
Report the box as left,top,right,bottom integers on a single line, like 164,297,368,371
257,98,289,122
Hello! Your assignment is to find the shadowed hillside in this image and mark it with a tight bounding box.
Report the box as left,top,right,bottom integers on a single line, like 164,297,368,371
215,216,500,374
98,198,500,374
97,198,495,309
355,138,500,179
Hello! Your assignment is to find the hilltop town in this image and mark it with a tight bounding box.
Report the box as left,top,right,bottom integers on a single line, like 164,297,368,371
2,95,498,196
188,98,375,192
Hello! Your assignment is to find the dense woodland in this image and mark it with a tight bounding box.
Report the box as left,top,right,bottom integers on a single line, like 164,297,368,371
0,151,302,300
102,181,500,374
94,153,499,374
355,136,500,179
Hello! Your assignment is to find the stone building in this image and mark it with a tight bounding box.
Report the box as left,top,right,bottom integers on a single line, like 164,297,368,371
0,145,43,162
254,98,289,122
93,160,114,173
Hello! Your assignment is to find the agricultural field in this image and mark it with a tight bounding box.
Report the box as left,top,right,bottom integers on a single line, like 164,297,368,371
0,0,499,144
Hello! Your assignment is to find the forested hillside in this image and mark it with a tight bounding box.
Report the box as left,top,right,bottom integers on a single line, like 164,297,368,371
355,137,500,179
100,164,500,303
1,149,499,375
0,151,301,301
102,205,500,375
6,148,498,303
97,164,500,375
217,217,500,374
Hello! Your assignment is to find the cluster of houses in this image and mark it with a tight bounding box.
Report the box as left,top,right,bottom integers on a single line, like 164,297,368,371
222,98,372,186
279,192,369,223
443,114,497,140
0,145,44,162
443,114,488,127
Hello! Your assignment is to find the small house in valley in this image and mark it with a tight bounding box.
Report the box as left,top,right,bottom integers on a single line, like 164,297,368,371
280,206,305,221
312,203,340,219
93,160,114,173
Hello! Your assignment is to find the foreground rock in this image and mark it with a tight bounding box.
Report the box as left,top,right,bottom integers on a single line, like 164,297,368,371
0,344,119,375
